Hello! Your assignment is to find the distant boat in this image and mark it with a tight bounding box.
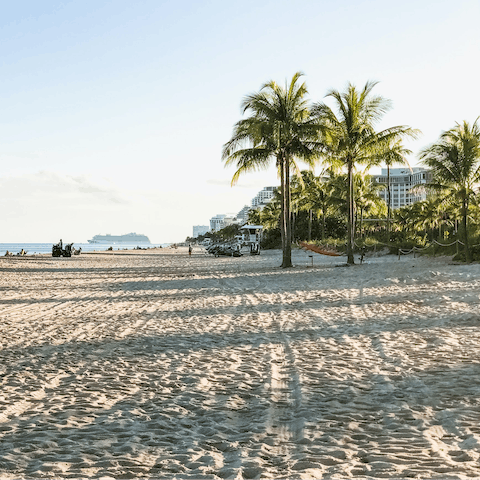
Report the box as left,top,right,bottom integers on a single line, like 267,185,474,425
87,233,151,244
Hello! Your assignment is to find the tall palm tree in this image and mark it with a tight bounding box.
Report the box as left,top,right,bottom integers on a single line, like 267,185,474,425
313,81,417,264
326,170,385,238
306,170,336,242
222,72,319,267
379,139,414,240
420,119,480,263
312,176,334,242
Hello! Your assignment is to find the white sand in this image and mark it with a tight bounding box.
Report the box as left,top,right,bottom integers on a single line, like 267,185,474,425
1,247,480,479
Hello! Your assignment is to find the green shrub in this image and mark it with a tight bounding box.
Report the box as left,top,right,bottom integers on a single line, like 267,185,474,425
261,228,282,249
453,244,480,262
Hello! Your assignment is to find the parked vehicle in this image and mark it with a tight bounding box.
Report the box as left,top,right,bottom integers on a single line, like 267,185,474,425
206,240,242,257
52,240,78,257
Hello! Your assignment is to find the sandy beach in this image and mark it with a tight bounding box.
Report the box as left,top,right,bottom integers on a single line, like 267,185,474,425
1,247,480,479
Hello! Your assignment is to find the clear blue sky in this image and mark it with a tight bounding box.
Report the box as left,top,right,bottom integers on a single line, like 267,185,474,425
1,0,479,242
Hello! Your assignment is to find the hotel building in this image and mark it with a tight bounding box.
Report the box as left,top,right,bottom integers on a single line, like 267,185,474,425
251,186,277,208
209,214,236,232
374,167,432,209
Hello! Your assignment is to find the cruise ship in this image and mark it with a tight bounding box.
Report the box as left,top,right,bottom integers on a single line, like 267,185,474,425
87,233,151,244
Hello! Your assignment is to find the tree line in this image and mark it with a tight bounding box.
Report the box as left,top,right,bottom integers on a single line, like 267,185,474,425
222,73,480,265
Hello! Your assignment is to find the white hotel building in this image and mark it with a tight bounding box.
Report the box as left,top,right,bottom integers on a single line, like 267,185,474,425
251,186,276,208
374,167,432,209
209,214,236,232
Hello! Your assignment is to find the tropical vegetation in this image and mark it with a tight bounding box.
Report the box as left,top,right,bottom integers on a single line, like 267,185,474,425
220,73,480,265
311,81,419,263
420,119,480,262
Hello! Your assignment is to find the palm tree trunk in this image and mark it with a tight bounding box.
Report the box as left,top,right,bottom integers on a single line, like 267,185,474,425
282,157,293,267
279,158,286,256
360,208,364,238
462,194,471,263
291,211,296,244
322,207,326,242
346,159,355,264
386,165,391,241
308,209,312,241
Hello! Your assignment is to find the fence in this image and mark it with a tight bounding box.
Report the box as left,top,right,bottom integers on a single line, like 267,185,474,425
397,239,480,259
352,238,480,260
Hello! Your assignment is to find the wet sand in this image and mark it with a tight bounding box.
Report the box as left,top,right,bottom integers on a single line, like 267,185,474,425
1,247,480,479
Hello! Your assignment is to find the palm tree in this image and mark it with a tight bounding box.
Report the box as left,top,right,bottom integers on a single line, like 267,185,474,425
291,170,319,241
222,72,319,267
354,172,385,238
260,193,282,230
414,198,442,242
379,139,414,240
313,81,418,264
305,170,336,242
289,174,304,243
394,204,417,240
326,170,384,238
420,119,480,263
247,208,262,226
312,176,334,242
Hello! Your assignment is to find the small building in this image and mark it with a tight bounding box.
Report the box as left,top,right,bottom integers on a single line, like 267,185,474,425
240,225,263,244
240,225,263,255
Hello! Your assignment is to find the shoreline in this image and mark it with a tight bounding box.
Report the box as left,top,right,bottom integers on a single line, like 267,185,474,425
0,244,171,258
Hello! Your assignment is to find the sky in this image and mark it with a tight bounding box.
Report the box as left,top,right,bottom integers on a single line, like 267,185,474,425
1,0,479,243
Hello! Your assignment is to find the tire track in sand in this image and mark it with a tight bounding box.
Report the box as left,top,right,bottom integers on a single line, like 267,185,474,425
261,312,306,475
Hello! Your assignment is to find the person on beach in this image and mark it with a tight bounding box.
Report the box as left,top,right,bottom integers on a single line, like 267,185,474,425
188,244,192,256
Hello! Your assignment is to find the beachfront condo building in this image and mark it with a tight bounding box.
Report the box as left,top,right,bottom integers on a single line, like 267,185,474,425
236,205,251,224
373,167,432,209
251,186,277,208
209,214,236,232
193,225,209,237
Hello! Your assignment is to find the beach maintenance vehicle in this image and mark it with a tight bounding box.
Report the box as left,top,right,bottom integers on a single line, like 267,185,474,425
206,240,242,257
52,239,79,257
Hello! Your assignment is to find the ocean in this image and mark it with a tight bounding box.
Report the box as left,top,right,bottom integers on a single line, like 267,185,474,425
0,242,172,256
